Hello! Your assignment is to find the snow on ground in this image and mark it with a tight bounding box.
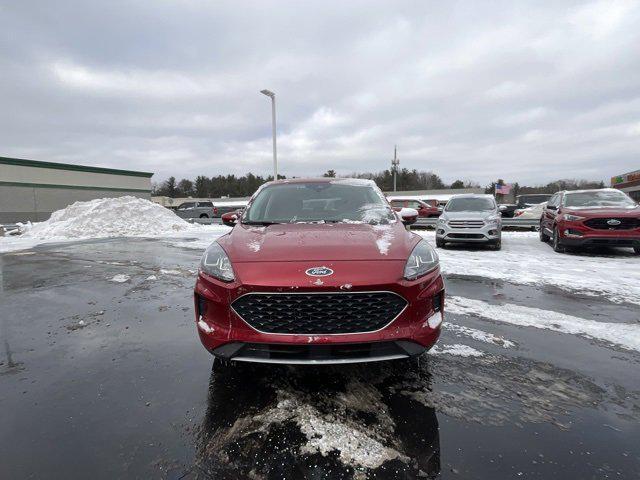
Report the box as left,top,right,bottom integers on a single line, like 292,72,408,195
444,323,515,348
418,230,640,306
447,296,640,353
0,196,230,253
431,344,485,357
109,274,130,283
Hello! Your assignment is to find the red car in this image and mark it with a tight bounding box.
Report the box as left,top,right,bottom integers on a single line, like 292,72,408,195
221,208,243,225
540,188,640,254
389,198,441,217
194,178,443,365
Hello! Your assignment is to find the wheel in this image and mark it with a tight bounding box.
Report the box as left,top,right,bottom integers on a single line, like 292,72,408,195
552,226,565,253
634,247,640,255
435,238,445,248
492,238,502,251
539,222,550,242
199,214,209,219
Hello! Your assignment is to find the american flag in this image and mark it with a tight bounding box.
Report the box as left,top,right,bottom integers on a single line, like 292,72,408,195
495,183,511,195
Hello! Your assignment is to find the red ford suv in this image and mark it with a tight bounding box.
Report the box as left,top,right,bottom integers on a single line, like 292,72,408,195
194,178,444,365
540,188,640,254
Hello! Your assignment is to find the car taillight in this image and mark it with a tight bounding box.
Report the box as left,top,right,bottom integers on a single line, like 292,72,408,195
213,207,218,215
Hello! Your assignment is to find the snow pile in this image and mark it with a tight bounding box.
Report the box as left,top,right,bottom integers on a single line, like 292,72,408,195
18,196,202,240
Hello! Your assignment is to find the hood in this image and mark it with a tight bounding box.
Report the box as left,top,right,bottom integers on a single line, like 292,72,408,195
218,222,419,262
563,205,640,217
441,210,497,220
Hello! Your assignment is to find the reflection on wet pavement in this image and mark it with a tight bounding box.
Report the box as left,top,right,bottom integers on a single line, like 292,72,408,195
194,362,440,479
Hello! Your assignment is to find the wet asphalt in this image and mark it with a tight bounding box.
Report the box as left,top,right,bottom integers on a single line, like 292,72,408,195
1,237,639,479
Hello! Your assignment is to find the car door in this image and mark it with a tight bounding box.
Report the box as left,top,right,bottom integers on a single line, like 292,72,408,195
542,194,559,232
407,200,426,217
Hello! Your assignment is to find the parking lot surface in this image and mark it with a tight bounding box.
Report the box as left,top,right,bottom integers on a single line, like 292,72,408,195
1,233,639,479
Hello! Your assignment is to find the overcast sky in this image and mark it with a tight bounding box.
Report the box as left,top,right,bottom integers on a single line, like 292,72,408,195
1,1,639,185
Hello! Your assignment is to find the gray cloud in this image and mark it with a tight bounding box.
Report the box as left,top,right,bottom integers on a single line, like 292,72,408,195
1,0,639,185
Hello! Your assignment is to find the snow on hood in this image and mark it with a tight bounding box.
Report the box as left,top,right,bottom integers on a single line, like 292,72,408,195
17,196,203,240
220,221,417,262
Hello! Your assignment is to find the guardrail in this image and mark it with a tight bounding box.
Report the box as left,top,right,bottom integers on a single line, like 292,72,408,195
413,217,539,229
191,217,540,229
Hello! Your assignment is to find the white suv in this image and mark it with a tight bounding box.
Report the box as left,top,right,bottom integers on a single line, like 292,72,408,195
435,194,502,250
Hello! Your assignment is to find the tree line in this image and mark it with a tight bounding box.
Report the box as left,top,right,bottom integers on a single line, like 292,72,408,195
152,169,605,198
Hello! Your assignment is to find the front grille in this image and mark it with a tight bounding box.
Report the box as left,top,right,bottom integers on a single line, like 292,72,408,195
448,220,484,229
231,292,407,334
448,233,485,239
583,217,640,230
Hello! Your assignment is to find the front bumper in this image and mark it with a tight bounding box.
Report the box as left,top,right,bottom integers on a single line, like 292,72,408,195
557,222,640,248
435,222,501,243
194,261,444,364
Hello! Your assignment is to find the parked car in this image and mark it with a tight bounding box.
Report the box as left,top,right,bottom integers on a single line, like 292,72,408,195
540,189,640,254
194,178,444,365
436,194,502,250
498,203,518,218
221,208,244,226
213,203,246,217
175,201,216,219
389,198,440,217
516,194,552,208
514,202,547,220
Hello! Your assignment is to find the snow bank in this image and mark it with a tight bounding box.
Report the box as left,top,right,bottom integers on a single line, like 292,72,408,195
19,196,202,240
447,296,640,353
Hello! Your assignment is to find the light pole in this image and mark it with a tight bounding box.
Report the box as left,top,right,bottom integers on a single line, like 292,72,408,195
260,89,278,180
391,145,399,192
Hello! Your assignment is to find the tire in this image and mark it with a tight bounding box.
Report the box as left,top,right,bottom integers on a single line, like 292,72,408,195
634,247,640,255
492,238,502,251
552,226,565,253
199,214,209,219
539,222,550,242
435,238,445,248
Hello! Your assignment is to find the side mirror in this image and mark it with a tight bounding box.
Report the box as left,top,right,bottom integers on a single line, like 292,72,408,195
547,205,558,211
399,207,419,226
221,213,238,227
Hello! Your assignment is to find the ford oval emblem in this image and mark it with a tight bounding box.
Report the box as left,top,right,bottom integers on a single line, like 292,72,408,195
607,219,621,226
305,266,334,277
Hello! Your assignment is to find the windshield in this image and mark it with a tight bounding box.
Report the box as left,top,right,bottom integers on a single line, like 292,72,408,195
243,181,395,224
445,197,496,212
563,190,636,208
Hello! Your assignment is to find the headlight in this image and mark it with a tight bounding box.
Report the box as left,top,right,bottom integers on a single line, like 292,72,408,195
436,217,447,225
485,215,501,225
404,240,439,280
561,214,585,222
200,242,235,282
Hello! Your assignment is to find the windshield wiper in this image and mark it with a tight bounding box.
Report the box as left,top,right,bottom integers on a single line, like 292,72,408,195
241,221,282,226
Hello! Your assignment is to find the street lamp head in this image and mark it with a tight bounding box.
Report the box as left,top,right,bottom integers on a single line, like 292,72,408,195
260,89,275,98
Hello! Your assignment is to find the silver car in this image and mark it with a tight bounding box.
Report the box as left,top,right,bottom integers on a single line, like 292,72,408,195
174,201,215,219
435,194,502,250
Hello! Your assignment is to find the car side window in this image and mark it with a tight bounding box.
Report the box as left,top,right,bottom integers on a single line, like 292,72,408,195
199,202,213,208
408,201,422,209
547,194,559,208
179,202,194,210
